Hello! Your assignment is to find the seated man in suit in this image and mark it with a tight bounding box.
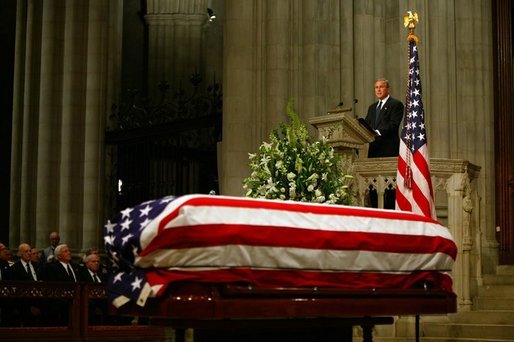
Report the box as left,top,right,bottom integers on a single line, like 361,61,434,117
40,244,78,326
11,243,39,281
41,244,78,282
78,253,104,283
0,243,13,326
0,243,11,280
81,247,110,280
10,243,41,326
78,253,108,324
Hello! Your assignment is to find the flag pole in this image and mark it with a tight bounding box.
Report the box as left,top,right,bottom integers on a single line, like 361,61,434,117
396,11,437,220
402,11,419,190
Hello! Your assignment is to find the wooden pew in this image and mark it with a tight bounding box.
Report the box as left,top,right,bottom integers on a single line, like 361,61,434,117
0,281,166,341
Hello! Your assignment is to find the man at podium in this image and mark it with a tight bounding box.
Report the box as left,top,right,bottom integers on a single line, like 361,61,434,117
365,78,404,210
365,78,404,158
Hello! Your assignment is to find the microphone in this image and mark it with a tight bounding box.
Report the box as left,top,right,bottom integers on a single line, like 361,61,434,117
353,99,359,118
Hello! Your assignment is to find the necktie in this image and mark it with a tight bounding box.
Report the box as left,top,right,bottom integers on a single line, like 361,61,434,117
26,263,34,281
93,273,99,283
67,264,76,282
375,101,382,126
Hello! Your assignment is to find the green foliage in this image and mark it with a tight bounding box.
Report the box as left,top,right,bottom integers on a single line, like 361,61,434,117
243,99,352,205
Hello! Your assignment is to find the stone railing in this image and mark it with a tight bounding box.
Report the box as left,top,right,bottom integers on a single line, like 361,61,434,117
352,157,482,311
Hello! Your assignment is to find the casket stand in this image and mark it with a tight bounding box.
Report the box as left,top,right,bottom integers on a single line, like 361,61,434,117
114,281,456,342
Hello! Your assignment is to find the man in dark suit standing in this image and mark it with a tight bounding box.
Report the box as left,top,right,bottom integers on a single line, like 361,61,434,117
365,78,404,158
365,79,404,210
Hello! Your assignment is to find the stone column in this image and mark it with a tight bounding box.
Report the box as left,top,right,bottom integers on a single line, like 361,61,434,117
59,0,88,248
10,0,44,245
221,0,347,196
35,0,65,247
145,0,207,98
81,0,123,250
10,0,123,251
351,1,404,119
220,0,258,195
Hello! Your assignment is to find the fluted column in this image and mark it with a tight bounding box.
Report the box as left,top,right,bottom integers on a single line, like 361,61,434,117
220,0,257,195
81,0,123,250
352,1,404,120
35,0,66,247
455,2,496,271
339,0,355,111
264,1,290,132
11,0,42,245
59,0,87,248
145,0,207,97
10,0,123,251
222,0,348,195
299,0,343,127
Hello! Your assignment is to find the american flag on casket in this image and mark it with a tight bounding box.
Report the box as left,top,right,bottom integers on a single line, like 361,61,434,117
104,194,457,308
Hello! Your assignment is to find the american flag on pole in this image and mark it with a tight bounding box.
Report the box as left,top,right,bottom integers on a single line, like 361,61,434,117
396,37,437,220
105,194,456,308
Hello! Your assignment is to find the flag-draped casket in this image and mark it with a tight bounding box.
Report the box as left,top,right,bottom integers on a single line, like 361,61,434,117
104,194,456,308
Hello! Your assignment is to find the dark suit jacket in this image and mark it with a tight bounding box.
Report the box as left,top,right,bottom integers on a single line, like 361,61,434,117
9,261,39,281
40,261,78,282
365,97,404,157
77,266,105,283
0,259,11,280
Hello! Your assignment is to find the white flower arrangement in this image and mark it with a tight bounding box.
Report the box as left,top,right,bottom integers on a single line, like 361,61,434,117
243,99,352,205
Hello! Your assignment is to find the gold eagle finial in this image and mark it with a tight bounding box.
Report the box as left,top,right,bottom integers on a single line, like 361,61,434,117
403,11,419,43
403,11,418,29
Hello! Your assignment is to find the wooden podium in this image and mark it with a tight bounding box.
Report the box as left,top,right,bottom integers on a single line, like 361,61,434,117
309,106,375,166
